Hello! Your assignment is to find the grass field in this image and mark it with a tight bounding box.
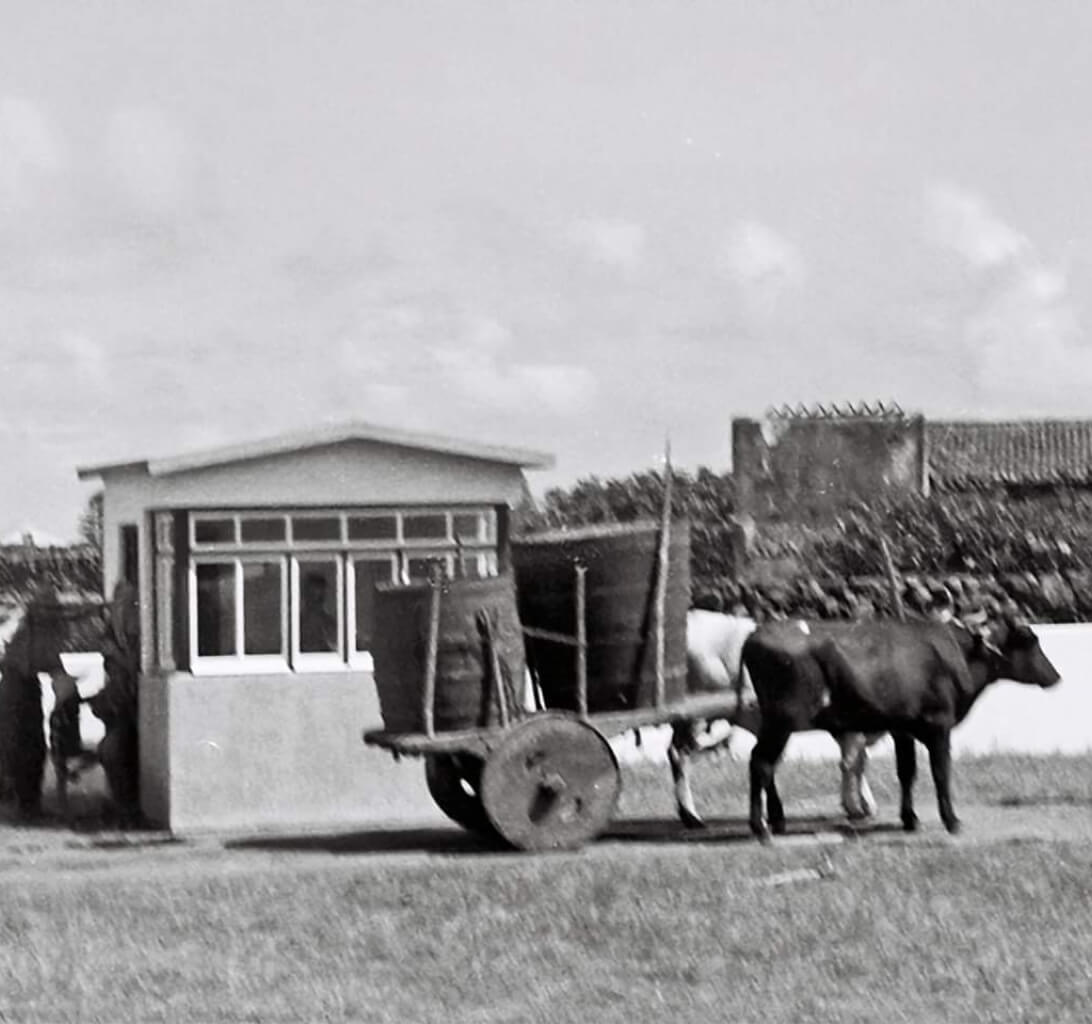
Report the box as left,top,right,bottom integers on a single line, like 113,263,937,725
1,752,1091,1023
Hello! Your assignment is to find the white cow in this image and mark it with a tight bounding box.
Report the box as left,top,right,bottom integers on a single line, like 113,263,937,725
669,610,882,827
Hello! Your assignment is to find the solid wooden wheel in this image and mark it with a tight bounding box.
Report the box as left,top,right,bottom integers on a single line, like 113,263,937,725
480,714,621,852
424,754,496,837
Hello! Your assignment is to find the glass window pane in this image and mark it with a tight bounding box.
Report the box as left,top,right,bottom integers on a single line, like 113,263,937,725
458,551,497,580
292,516,341,542
406,555,450,583
453,513,484,542
404,513,448,540
243,562,283,655
298,560,340,654
241,517,286,543
348,515,397,541
196,563,236,656
194,518,235,544
353,560,394,652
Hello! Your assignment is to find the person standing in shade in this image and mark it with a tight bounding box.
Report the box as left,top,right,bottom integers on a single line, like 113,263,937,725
299,571,338,653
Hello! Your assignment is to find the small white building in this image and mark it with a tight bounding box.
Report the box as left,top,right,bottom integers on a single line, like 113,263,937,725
77,421,553,832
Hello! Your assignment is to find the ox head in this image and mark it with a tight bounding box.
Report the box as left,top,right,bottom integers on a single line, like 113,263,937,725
973,618,1061,689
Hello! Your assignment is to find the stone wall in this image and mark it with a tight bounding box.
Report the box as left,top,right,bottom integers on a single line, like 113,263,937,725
733,409,927,523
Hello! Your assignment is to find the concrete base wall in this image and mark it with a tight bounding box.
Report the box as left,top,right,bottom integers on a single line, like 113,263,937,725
139,669,440,833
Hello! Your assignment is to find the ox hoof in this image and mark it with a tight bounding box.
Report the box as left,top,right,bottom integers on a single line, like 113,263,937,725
943,817,962,836
679,809,707,831
770,818,787,836
750,823,773,844
845,807,873,823
901,813,920,833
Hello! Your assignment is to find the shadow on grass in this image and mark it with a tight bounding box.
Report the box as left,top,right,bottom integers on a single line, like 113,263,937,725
603,814,908,845
225,814,914,858
225,825,502,857
996,794,1092,807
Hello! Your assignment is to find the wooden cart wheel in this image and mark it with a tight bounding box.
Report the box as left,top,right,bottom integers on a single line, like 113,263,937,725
424,754,497,838
480,713,620,852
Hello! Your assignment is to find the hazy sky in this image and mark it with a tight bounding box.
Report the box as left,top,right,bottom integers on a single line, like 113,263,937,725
4,2,1092,538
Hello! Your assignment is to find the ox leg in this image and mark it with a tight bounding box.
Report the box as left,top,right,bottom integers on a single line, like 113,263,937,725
838,733,872,821
925,730,960,835
52,751,70,822
765,775,786,835
749,726,790,842
893,731,918,832
668,722,706,829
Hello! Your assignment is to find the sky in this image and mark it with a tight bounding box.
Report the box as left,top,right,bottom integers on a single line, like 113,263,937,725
4,2,1092,539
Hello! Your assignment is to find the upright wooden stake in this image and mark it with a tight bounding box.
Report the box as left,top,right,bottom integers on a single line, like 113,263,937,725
423,581,441,737
481,611,510,728
653,439,673,707
880,535,906,622
575,564,588,719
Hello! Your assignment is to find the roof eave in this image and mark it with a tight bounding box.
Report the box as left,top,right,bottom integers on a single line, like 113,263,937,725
76,460,149,481
81,422,555,479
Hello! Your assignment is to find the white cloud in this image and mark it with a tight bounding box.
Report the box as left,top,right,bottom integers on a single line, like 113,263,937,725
509,364,598,413
59,331,110,390
717,221,804,313
926,183,1029,270
106,105,190,217
568,218,646,271
334,300,597,417
925,182,1092,411
0,96,65,212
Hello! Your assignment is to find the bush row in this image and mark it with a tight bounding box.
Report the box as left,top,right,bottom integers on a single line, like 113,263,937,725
694,570,1092,624
0,547,102,598
520,469,1092,623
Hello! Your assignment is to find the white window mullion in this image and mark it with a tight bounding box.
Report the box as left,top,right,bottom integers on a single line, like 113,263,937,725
289,557,300,668
282,554,290,661
188,560,198,668
346,556,356,661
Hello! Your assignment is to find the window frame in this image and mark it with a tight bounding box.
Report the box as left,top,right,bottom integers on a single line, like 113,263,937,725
189,555,290,677
347,553,399,670
184,506,499,675
290,554,345,672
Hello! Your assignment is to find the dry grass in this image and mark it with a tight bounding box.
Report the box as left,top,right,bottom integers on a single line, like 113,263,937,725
2,753,1091,1023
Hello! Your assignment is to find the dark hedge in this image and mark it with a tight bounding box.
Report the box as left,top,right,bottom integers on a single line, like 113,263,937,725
516,471,1092,623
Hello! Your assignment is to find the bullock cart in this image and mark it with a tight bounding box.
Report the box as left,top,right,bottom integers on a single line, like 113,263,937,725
363,518,737,852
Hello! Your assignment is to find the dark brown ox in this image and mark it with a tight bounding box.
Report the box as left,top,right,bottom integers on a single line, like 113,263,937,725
742,617,1061,841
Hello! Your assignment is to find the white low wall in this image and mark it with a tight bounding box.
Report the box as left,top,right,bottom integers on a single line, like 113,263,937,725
613,622,1092,764
38,652,107,750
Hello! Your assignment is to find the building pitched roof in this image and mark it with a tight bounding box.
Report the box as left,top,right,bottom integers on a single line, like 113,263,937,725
927,419,1092,489
77,420,555,479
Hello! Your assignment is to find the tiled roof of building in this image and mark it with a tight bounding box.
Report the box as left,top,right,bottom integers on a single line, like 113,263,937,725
927,420,1092,489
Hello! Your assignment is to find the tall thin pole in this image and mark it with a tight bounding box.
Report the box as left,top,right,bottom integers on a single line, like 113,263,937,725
654,437,673,707
880,535,906,622
575,564,588,719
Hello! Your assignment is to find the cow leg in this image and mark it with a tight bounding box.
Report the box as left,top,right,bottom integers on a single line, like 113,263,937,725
668,722,706,829
765,775,786,835
893,731,918,832
52,751,70,822
749,726,790,842
925,729,960,835
837,733,872,820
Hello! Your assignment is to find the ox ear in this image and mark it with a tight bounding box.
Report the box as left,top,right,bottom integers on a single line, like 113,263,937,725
1006,621,1039,649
